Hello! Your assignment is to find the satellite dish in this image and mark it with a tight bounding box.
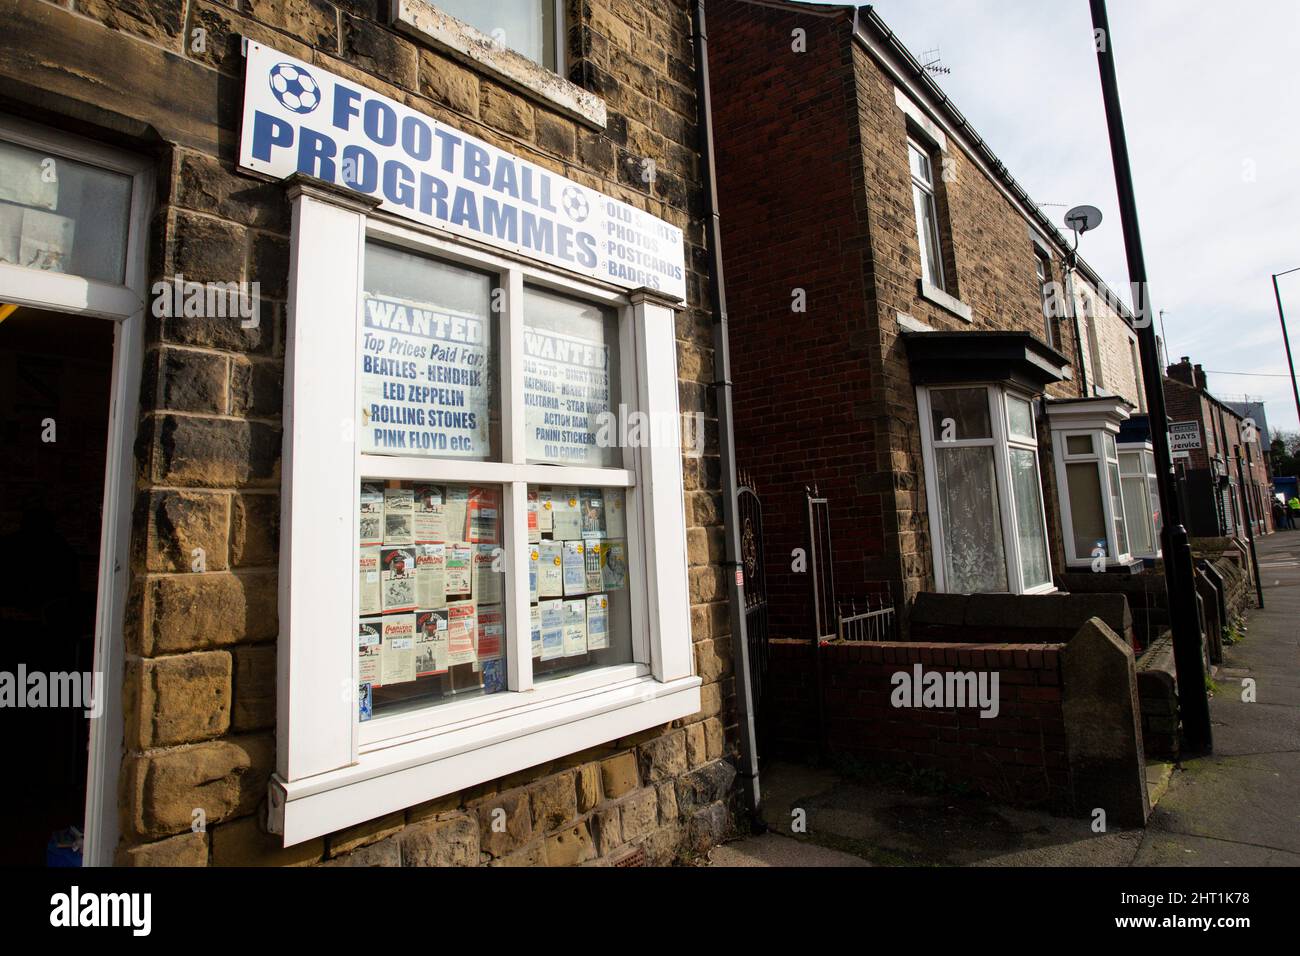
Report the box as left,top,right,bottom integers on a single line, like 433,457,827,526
1065,205,1103,234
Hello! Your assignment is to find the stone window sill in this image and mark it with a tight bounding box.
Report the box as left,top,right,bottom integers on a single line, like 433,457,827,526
918,278,973,323
389,0,607,130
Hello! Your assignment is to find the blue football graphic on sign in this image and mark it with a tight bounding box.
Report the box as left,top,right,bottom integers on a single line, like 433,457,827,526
269,63,321,114
561,185,590,223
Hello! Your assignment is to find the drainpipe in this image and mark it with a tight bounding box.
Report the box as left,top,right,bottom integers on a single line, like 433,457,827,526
692,0,762,830
1062,256,1090,397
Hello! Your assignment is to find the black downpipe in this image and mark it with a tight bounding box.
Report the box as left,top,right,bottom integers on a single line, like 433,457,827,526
692,0,762,828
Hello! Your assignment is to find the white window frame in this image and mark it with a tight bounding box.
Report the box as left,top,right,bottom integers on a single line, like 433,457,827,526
1053,428,1132,568
916,384,1056,596
269,181,698,846
0,115,154,867
1118,440,1161,560
1034,248,1057,350
909,138,945,292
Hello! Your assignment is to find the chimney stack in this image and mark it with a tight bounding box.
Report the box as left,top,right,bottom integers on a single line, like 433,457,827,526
1166,356,1197,387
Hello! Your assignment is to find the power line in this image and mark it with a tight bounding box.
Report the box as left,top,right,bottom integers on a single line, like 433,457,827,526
1203,369,1293,378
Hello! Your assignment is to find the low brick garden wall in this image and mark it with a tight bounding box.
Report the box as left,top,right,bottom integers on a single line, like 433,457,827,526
766,639,1071,808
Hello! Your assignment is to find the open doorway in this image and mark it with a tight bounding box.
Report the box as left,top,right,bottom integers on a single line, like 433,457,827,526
0,306,115,864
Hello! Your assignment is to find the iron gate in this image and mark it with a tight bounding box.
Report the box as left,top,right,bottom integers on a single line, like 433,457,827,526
737,474,769,713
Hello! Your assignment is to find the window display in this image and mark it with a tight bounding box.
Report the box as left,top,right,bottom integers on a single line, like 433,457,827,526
359,479,507,719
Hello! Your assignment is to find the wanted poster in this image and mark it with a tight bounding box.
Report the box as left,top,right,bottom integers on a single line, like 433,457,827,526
539,599,564,661
562,540,587,596
530,604,542,658
477,604,504,661
380,547,418,612
415,544,446,609
380,614,417,685
538,541,563,597
360,483,384,546
415,609,449,676
603,489,626,538
585,594,609,650
562,599,588,657
447,600,478,666
445,542,472,596
602,540,628,591
583,536,604,592
359,547,381,615
552,487,582,539
473,543,502,604
383,487,415,546
413,484,447,543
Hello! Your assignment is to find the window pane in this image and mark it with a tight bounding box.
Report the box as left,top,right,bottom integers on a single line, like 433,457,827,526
1007,396,1035,442
1122,475,1153,555
1108,461,1128,555
1066,461,1107,559
1009,448,1050,588
913,184,943,288
930,387,991,441
529,484,633,682
432,0,556,70
523,287,621,467
1119,450,1141,476
908,143,932,184
359,480,508,721
0,139,132,284
1066,434,1094,456
935,446,1008,592
1103,432,1118,460
362,243,500,460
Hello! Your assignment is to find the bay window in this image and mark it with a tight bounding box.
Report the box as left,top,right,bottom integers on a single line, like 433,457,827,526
271,180,697,846
917,385,1054,594
1045,398,1135,569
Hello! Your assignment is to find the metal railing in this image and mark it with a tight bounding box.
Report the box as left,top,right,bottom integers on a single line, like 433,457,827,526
837,597,897,642
806,486,837,643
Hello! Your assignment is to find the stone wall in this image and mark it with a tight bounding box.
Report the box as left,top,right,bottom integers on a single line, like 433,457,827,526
1,0,740,866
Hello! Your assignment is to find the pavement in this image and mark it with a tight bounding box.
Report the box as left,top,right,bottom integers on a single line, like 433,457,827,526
709,532,1300,867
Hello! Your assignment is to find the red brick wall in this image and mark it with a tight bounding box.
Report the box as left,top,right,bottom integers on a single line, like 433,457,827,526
709,1,1082,636
766,639,1069,806
709,2,886,634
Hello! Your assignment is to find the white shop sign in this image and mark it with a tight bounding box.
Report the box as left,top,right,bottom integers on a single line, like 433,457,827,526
1169,420,1201,458
238,42,686,301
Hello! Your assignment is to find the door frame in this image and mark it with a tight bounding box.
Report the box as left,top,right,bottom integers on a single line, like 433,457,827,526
0,114,153,867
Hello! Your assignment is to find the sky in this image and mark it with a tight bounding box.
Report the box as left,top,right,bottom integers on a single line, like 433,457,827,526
806,0,1300,435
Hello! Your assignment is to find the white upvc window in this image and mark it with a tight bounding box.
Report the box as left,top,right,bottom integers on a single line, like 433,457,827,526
917,385,1055,595
909,139,945,291
1053,429,1131,567
1118,442,1161,560
269,180,698,846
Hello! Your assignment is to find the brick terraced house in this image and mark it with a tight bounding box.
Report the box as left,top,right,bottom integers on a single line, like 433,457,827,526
1163,357,1273,540
0,0,750,866
708,0,1157,620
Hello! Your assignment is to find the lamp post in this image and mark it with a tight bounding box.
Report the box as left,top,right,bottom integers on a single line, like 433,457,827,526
1089,0,1212,754
1271,266,1300,430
